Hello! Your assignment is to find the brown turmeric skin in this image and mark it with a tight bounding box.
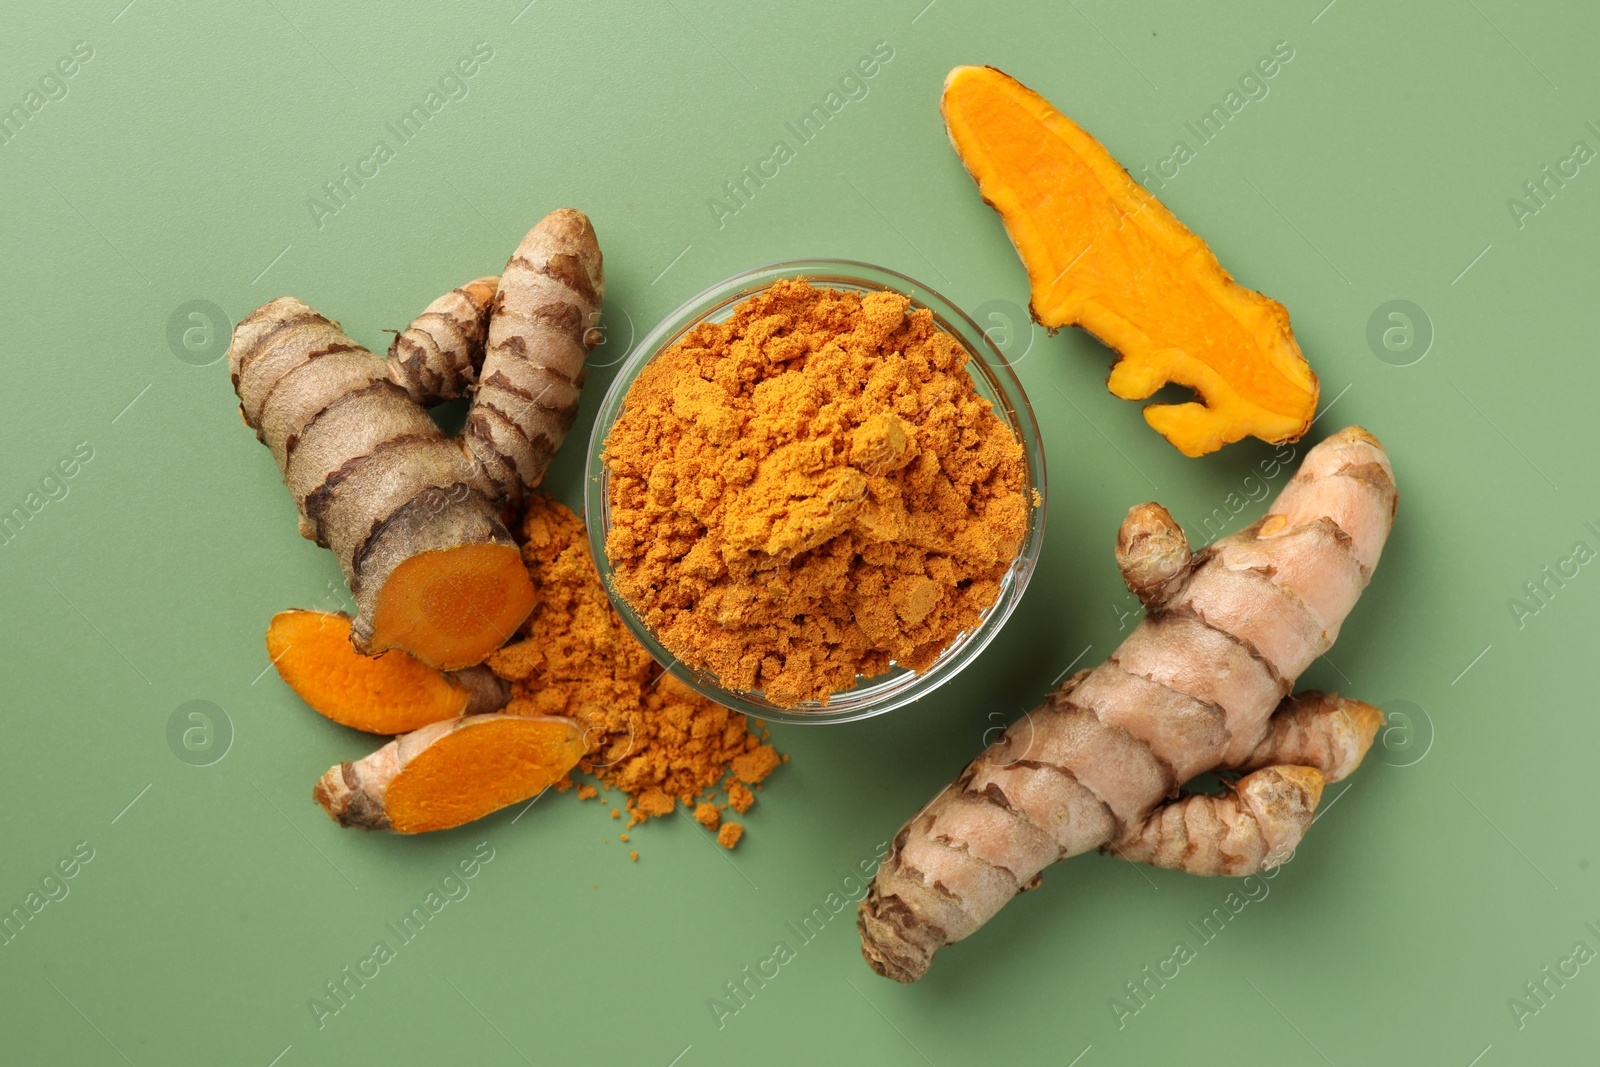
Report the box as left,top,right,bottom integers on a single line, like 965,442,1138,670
603,279,1030,706
941,66,1319,457
228,209,604,670
859,428,1396,982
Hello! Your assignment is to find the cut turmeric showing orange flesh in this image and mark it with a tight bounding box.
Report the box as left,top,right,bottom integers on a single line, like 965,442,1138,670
266,610,509,734
313,715,586,833
941,66,1318,456
364,541,535,670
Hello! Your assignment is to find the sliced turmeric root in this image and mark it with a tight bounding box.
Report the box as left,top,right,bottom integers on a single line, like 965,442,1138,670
941,65,1319,456
267,610,510,734
313,714,585,833
362,541,535,670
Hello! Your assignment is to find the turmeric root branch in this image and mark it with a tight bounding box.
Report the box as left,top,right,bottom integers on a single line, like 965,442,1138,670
1107,764,1325,876
464,209,605,511
1232,690,1385,782
387,276,499,405
1116,502,1194,609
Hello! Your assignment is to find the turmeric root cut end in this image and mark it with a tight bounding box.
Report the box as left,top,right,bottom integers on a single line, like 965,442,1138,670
366,542,535,670
383,716,585,833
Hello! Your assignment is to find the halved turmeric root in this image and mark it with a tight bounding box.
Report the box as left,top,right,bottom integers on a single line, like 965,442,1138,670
941,66,1319,456
267,610,509,734
313,714,585,833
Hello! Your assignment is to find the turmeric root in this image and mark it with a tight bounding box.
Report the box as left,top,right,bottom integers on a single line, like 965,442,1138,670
228,209,604,669
858,426,1397,982
941,66,1318,456
313,714,585,833
464,209,605,512
387,276,499,404
266,610,509,734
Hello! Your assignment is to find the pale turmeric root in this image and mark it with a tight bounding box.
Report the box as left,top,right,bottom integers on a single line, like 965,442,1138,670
941,66,1318,456
313,714,585,833
266,610,509,734
228,209,604,669
858,427,1397,981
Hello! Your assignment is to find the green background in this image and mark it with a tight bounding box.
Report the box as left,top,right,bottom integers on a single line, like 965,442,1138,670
2,1,1595,1063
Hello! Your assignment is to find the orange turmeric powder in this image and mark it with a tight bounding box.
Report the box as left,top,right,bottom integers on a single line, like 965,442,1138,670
603,279,1030,705
486,493,780,842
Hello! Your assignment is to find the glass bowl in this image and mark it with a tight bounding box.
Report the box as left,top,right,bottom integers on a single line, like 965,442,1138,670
584,260,1046,724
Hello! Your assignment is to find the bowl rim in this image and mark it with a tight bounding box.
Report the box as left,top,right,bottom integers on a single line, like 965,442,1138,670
584,259,1047,725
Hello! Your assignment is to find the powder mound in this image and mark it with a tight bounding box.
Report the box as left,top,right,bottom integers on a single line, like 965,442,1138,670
603,278,1031,706
486,493,780,833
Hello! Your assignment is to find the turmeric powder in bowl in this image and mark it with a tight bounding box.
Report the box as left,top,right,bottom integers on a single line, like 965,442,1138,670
600,277,1032,708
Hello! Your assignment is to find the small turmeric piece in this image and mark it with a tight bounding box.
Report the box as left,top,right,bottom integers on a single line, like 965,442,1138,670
313,714,584,833
941,66,1319,456
717,823,743,850
266,610,508,734
730,745,780,786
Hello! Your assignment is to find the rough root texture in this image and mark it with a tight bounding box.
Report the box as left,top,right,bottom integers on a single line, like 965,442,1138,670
387,276,499,404
941,65,1319,456
858,427,1397,982
465,208,606,512
312,714,585,833
227,208,603,669
267,610,509,734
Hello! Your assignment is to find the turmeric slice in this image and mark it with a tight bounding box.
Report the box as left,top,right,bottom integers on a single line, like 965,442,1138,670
941,66,1319,456
312,714,585,833
266,610,509,734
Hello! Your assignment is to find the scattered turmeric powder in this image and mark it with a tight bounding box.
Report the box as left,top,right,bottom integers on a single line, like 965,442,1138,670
603,279,1030,705
486,492,781,839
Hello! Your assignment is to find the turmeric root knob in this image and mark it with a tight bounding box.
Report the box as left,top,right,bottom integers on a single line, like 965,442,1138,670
266,610,509,734
313,714,585,833
940,66,1319,456
387,276,500,404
